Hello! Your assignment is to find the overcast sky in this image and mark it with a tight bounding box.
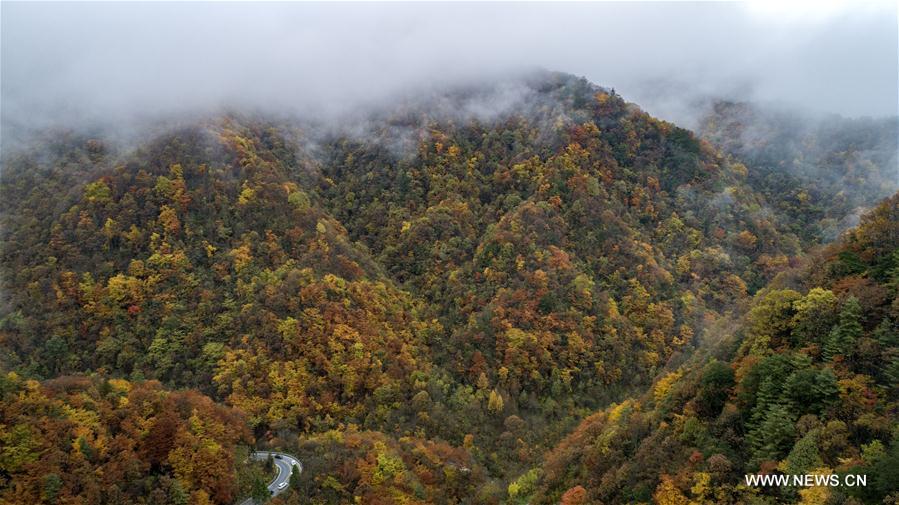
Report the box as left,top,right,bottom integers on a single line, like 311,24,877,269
2,1,897,133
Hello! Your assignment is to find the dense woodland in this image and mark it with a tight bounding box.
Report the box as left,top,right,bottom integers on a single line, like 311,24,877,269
699,100,898,242
0,374,258,504
531,194,899,504
1,72,896,504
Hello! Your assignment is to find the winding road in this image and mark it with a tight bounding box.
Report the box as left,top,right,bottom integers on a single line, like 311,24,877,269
238,451,302,505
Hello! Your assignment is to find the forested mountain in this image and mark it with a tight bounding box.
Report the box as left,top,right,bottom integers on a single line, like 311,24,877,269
1,71,895,504
0,374,256,505
531,194,899,504
698,101,898,242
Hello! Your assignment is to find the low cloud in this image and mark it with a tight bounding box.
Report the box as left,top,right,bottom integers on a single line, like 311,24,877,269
2,1,896,138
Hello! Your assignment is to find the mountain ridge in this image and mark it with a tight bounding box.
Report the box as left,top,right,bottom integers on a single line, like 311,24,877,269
1,71,896,504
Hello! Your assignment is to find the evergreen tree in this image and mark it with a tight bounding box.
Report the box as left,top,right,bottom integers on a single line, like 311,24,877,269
783,367,839,415
781,430,823,475
870,438,899,498
750,404,796,465
873,318,897,347
290,463,302,490
695,360,735,418
41,473,62,504
824,297,863,361
745,354,796,434
251,474,270,502
884,356,899,393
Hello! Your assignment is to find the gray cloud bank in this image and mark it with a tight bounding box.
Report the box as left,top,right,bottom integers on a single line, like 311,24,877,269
2,1,897,137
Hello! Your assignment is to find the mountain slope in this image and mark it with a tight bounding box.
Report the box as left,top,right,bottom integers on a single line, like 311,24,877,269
531,194,899,504
0,120,439,434
2,71,888,504
699,100,898,242
316,73,802,401
0,374,255,505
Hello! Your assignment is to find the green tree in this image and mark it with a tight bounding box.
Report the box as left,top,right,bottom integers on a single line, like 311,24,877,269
870,438,899,498
165,477,189,505
695,360,734,418
791,287,838,344
884,356,899,393
41,473,62,504
43,335,69,375
745,289,802,353
251,474,270,502
783,367,839,415
751,404,796,464
781,430,823,475
289,464,301,490
0,424,41,473
743,354,796,426
873,318,897,347
824,297,862,361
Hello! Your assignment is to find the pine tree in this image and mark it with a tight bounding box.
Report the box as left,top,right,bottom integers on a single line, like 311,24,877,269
251,474,270,502
883,356,899,392
289,464,301,490
781,430,823,475
824,297,862,361
784,367,839,415
40,474,62,504
873,318,897,347
746,354,795,437
751,404,797,465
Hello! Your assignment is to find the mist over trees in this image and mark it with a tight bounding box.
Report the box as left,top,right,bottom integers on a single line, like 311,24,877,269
1,2,897,504
2,70,896,504
698,100,898,241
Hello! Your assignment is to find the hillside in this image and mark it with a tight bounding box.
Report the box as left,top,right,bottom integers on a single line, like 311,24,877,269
0,374,258,505
699,101,898,242
531,194,899,504
1,71,894,504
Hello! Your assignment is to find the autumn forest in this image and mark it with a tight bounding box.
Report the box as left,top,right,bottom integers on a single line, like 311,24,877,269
1,64,897,505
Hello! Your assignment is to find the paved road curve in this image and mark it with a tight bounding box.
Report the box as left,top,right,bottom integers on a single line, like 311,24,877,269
238,451,302,505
